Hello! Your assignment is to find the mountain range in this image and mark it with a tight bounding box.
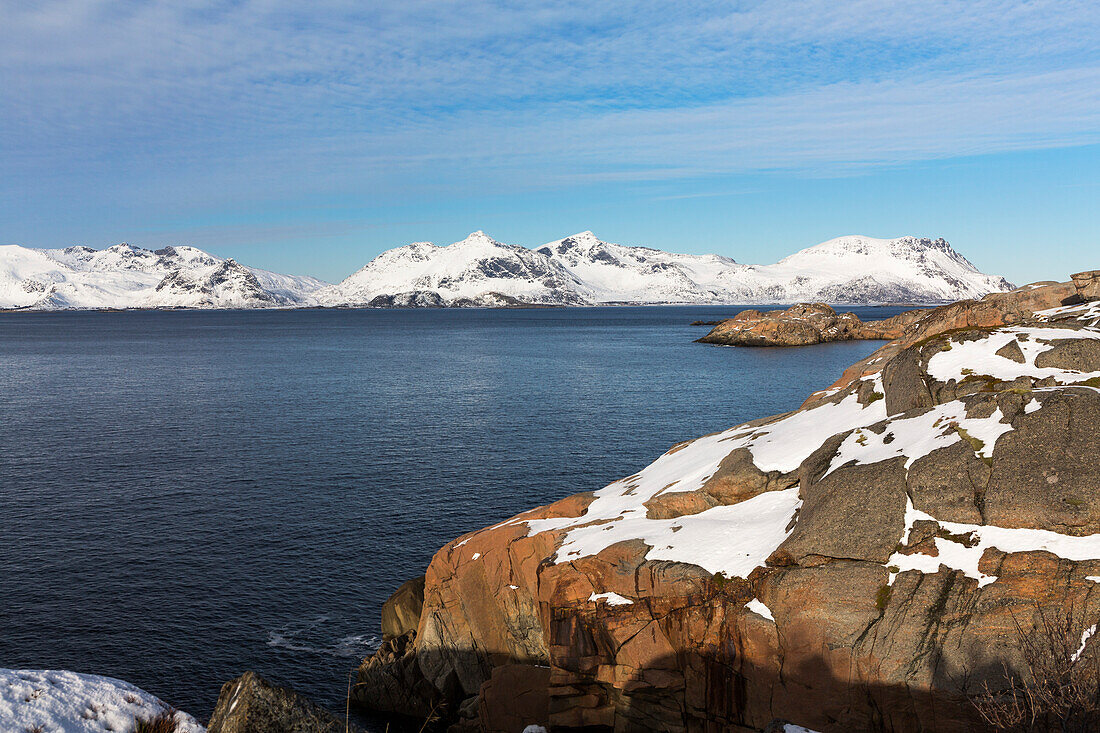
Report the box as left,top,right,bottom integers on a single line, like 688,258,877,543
0,232,1013,310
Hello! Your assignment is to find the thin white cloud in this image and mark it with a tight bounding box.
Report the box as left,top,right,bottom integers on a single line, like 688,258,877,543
1,0,1098,195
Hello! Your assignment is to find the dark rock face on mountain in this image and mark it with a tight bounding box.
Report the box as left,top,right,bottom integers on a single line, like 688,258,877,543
353,275,1100,732
207,671,359,733
154,259,278,307
696,303,926,347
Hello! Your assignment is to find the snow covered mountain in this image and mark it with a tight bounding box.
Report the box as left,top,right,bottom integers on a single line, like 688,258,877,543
322,231,1012,307
0,232,1012,310
316,231,591,307
536,231,739,303
715,235,1014,304
0,243,326,309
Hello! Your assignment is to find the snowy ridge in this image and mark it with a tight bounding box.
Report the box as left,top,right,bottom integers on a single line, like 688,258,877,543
2,232,1011,310
0,243,325,310
316,231,589,307
323,231,1012,307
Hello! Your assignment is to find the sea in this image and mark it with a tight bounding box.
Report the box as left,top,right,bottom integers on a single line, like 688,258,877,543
0,305,910,727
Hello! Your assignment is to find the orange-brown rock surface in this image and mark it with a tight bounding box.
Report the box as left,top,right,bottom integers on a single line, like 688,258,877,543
696,303,926,347
354,277,1100,732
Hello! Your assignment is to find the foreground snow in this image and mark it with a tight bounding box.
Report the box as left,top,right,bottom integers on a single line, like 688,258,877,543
0,669,204,733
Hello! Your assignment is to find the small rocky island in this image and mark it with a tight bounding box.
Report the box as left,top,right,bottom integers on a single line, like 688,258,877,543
352,271,1100,732
695,302,928,347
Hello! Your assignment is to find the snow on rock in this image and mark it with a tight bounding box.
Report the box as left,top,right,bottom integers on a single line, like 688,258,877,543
529,485,802,578
0,669,204,733
745,598,775,621
1038,301,1100,326
589,592,635,606
887,499,1100,588
826,401,1013,478
1074,625,1098,662
0,244,325,310
926,327,1100,385
522,387,889,577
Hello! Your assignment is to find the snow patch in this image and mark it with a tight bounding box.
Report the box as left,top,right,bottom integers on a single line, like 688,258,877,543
1074,625,1098,662
589,592,634,606
745,598,775,621
0,668,204,733
826,402,1013,478
926,327,1100,385
522,388,892,576
530,487,802,578
887,499,1100,587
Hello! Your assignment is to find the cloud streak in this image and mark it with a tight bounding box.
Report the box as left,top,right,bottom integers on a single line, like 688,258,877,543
1,0,1099,231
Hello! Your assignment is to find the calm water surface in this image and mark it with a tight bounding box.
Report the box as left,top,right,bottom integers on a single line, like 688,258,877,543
0,306,908,724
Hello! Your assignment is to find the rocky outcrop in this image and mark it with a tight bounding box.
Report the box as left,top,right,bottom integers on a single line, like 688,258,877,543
354,276,1100,732
207,671,359,733
1072,270,1100,302
383,576,426,640
696,303,926,347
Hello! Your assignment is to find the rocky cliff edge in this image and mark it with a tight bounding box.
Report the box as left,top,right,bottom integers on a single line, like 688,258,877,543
355,271,1100,733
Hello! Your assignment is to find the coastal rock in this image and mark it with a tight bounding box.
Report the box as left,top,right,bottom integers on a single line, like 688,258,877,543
354,275,1100,732
382,575,426,640
696,303,926,347
207,671,358,733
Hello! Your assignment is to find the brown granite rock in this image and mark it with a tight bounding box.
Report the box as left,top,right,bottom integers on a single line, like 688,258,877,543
1072,270,1100,301
802,280,1081,409
697,303,926,347
477,664,549,733
353,272,1100,733
382,575,426,640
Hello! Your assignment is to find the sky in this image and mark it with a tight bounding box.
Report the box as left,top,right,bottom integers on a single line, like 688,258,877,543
1,0,1098,285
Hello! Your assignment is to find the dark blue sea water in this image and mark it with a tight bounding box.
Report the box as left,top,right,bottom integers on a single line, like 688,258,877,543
0,306,908,725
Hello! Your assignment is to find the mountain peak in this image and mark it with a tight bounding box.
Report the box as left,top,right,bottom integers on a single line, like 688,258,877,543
457,230,498,246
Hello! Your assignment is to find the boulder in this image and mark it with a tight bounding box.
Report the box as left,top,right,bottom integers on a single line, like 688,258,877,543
1072,270,1100,301
207,671,358,733
382,575,425,640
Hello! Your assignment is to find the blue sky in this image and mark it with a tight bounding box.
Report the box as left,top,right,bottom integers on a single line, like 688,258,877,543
1,0,1098,285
